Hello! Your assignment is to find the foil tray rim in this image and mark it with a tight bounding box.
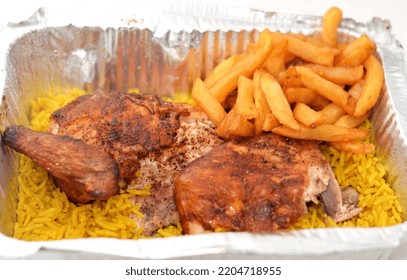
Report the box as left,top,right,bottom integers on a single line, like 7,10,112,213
1,4,407,259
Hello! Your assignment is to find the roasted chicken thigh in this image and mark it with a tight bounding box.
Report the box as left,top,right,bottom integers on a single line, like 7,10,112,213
175,133,339,233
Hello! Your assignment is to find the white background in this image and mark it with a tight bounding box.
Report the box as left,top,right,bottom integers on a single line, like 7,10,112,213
0,0,406,260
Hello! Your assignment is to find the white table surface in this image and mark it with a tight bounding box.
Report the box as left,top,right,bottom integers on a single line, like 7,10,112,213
0,0,406,260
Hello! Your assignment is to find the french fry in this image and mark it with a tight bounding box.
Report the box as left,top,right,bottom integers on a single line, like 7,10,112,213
348,79,365,100
328,141,375,154
335,46,371,67
295,66,356,115
337,43,348,51
288,33,325,47
280,75,304,90
262,113,280,131
285,87,330,110
224,92,237,111
303,64,364,85
204,54,243,88
191,78,226,126
264,39,288,78
284,51,297,64
334,35,376,66
285,66,300,78
253,70,270,134
260,72,300,130
210,29,273,103
270,32,339,66
354,55,384,116
279,67,303,90
293,103,325,127
272,124,370,142
235,76,258,119
322,7,343,47
216,109,255,138
334,113,369,128
319,102,346,124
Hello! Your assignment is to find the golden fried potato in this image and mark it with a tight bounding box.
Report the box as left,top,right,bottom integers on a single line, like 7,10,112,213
204,54,243,88
191,78,226,126
234,76,258,119
260,72,300,130
334,113,369,128
216,109,255,138
270,32,340,66
285,87,330,110
348,79,365,100
272,124,370,142
319,102,346,124
210,29,273,103
295,66,356,115
303,64,364,85
293,102,325,127
334,35,376,66
264,39,288,77
253,70,270,134
262,113,280,131
322,7,343,47
288,33,325,47
336,47,371,67
354,55,384,116
328,141,375,154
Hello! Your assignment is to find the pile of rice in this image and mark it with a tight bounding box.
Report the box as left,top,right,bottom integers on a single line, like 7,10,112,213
293,128,403,229
12,88,403,241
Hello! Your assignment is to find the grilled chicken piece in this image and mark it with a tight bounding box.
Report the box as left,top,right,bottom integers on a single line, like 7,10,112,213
48,92,223,235
174,133,332,234
48,92,188,182
2,125,119,203
130,107,224,234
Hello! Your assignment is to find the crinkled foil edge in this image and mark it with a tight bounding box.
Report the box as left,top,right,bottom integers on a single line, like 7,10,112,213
1,4,407,259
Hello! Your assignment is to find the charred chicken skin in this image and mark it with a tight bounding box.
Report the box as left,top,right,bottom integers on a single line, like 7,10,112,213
2,125,119,203
174,133,333,234
48,92,223,234
48,92,189,182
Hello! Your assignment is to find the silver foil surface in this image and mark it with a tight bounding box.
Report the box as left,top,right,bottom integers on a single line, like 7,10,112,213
1,4,407,259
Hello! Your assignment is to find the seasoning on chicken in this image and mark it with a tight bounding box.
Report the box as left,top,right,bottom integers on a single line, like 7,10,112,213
174,133,335,234
48,92,189,182
48,92,223,235
130,107,224,235
2,125,119,203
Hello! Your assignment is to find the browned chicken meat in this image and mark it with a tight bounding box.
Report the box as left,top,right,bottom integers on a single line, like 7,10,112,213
129,108,224,234
48,92,189,182
174,133,336,234
48,91,223,234
2,125,119,203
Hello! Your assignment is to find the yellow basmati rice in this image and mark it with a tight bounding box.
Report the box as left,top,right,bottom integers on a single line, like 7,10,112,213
12,88,403,241
292,121,403,229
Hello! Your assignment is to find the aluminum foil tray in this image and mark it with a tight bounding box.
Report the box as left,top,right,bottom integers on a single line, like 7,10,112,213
1,4,407,259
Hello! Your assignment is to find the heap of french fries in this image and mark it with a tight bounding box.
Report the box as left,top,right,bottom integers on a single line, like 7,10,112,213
191,7,384,154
